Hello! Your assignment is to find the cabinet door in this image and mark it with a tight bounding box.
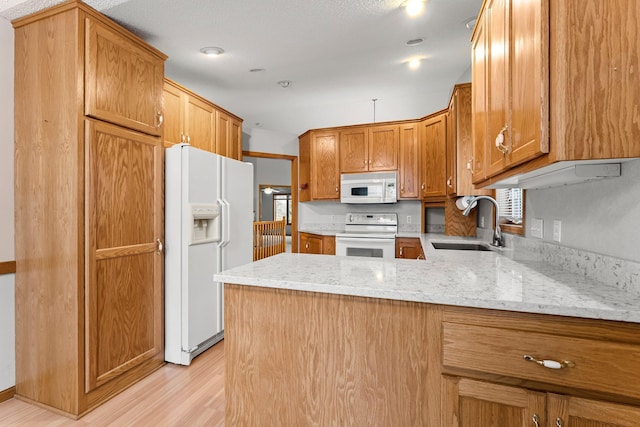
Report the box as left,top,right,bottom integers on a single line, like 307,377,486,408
548,394,640,427
228,118,243,160
185,95,215,152
85,17,164,136
442,377,546,427
85,120,163,392
300,233,322,254
395,238,423,259
311,131,340,200
509,0,548,167
399,123,420,199
446,91,458,197
420,113,447,199
471,13,489,184
216,110,231,157
162,81,184,148
485,0,510,178
368,124,399,171
340,128,368,173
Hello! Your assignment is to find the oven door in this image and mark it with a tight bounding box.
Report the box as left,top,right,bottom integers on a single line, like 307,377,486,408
335,236,396,259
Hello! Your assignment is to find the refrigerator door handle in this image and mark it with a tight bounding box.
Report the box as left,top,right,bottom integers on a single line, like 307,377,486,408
218,198,231,247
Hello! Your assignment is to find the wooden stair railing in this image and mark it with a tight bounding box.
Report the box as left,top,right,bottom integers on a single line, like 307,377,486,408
253,218,286,261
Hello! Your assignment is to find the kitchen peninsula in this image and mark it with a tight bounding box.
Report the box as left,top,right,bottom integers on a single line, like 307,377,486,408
216,237,640,425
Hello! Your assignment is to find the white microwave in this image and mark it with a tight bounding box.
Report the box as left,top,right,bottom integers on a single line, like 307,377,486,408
340,172,397,204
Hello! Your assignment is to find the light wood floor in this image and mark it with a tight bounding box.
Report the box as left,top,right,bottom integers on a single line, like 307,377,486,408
0,341,225,426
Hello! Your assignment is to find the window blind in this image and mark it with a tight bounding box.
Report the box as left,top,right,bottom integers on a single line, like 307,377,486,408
496,188,523,224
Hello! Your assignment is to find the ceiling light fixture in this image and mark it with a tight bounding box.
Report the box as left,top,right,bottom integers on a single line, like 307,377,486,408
463,16,477,31
404,0,425,17
200,46,224,57
249,68,266,73
408,58,421,70
406,37,425,46
277,80,291,88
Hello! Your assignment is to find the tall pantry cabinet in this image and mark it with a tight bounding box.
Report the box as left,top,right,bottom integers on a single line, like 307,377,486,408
13,1,166,417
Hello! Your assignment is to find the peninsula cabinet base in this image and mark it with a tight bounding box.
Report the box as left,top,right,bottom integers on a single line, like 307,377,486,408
224,284,443,426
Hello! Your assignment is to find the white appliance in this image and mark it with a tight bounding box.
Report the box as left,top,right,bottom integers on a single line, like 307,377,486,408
340,172,397,204
335,213,397,259
165,144,253,365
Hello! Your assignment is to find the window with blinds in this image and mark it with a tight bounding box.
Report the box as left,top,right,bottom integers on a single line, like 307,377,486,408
496,188,523,225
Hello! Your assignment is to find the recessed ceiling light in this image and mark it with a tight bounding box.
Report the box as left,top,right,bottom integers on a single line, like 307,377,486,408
200,47,224,57
249,68,266,73
406,37,425,46
277,80,291,88
404,0,425,17
408,58,421,70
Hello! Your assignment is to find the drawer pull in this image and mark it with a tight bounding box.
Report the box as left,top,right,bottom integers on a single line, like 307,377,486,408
524,354,575,369
555,418,563,427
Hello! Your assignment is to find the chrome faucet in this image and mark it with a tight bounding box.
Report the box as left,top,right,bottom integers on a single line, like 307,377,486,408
461,195,504,247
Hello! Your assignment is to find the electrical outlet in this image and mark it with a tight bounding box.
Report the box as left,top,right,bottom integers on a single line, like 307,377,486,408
553,220,562,242
479,216,485,228
407,215,412,224
531,218,544,239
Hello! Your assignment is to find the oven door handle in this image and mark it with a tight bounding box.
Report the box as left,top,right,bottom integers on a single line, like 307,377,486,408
336,237,395,244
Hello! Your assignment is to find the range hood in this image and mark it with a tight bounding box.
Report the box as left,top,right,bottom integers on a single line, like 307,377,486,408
486,160,625,190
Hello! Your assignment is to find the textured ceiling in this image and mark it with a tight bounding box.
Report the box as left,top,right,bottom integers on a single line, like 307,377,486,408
2,0,483,137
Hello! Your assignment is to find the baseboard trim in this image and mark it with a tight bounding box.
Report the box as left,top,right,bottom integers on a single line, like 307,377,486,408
0,386,16,403
0,261,16,275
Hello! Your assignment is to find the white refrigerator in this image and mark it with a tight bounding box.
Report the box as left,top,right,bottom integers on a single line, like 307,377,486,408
165,144,253,365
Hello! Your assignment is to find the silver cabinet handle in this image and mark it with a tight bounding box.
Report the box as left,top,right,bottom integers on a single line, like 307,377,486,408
156,111,164,128
399,247,404,257
156,238,164,254
180,132,186,143
186,135,191,144
335,186,339,192
524,354,575,369
532,414,540,427
555,418,563,427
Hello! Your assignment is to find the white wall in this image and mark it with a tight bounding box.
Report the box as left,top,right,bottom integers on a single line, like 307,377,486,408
476,159,640,263
244,156,291,221
242,127,299,157
0,16,15,392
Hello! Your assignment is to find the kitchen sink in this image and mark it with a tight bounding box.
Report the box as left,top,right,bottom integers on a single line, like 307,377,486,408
431,242,492,251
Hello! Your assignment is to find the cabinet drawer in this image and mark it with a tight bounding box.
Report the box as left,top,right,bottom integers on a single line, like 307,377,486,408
442,321,640,399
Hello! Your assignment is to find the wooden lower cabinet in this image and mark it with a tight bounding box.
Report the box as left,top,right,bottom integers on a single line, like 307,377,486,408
299,232,335,255
443,377,640,427
395,237,424,259
441,306,640,426
442,377,546,427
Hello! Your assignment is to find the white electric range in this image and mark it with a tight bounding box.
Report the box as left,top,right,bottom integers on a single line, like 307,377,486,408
334,213,397,259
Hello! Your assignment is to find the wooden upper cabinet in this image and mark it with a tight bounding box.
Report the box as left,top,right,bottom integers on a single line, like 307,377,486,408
216,110,243,160
85,119,163,392
447,84,491,197
163,78,242,159
311,131,340,199
368,124,399,171
162,81,184,147
471,13,489,184
340,125,398,173
473,0,638,186
472,0,548,181
420,112,447,200
85,17,164,137
399,122,420,199
298,130,340,201
185,95,215,152
339,128,369,173
163,79,215,152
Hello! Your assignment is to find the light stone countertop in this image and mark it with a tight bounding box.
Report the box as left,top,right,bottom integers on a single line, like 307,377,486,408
215,234,640,323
